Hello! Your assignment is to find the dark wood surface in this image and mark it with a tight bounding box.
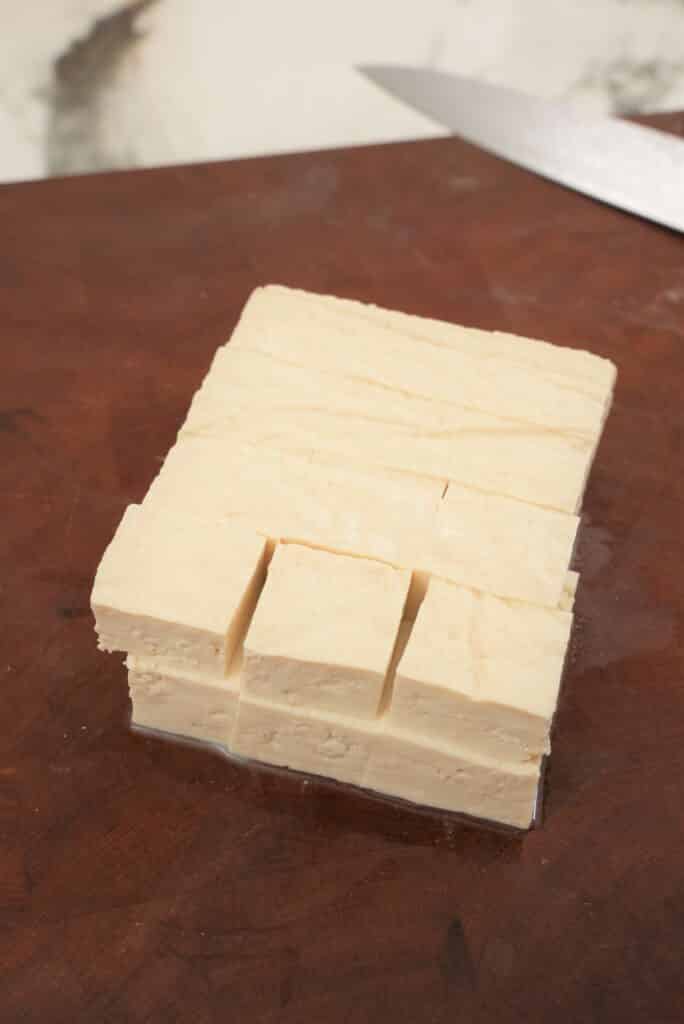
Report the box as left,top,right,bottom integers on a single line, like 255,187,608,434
2,112,684,1023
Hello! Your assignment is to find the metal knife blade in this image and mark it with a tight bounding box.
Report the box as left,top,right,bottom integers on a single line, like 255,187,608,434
359,65,684,233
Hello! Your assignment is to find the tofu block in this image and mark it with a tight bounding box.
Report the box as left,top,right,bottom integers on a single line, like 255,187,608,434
232,285,614,443
91,284,616,829
128,654,241,746
388,579,573,762
183,346,596,513
143,439,442,571
91,504,268,673
232,694,376,786
242,544,410,718
362,721,541,829
423,483,579,608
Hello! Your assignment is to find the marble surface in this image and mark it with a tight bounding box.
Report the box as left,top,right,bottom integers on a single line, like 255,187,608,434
2,0,684,182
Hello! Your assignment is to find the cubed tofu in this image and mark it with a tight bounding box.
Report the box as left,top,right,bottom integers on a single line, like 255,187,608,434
242,544,410,718
92,504,268,673
128,654,241,746
232,694,376,787
388,578,573,762
362,720,541,828
422,483,579,608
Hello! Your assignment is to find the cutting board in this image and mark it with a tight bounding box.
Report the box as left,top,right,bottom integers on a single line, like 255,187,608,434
2,112,683,1024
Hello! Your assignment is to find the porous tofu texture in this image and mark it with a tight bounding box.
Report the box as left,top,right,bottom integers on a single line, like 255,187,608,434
232,693,541,827
363,720,540,829
232,695,376,787
91,503,268,673
241,544,411,718
388,578,573,763
128,654,241,745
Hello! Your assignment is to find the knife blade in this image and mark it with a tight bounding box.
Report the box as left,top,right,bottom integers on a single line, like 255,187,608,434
359,65,684,233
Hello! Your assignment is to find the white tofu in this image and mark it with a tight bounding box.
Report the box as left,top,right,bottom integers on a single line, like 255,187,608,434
232,285,614,442
183,346,596,513
91,503,268,673
423,483,579,608
233,693,540,826
363,720,541,829
143,442,575,610
388,578,573,762
90,284,616,828
232,694,376,787
242,544,410,718
143,438,442,571
128,654,241,746
295,286,616,398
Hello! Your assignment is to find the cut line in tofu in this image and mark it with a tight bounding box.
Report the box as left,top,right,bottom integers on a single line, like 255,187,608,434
387,578,573,763
182,345,596,513
128,654,242,746
362,720,541,829
241,544,411,719
231,285,615,443
92,503,269,674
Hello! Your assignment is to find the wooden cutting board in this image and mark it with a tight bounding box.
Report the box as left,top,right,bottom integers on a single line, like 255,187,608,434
2,113,683,1024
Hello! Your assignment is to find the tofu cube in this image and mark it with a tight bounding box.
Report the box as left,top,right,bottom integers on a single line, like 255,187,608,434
362,721,541,829
423,483,579,608
241,544,410,718
232,695,376,786
388,578,573,762
92,504,268,673
128,655,241,746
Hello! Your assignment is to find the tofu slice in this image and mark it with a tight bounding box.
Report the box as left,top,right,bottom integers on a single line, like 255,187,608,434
232,694,376,787
231,285,614,442
182,346,596,513
295,286,616,398
143,438,442,571
127,654,241,746
242,544,410,718
362,721,541,829
233,694,540,827
91,504,268,673
388,579,573,763
423,483,579,608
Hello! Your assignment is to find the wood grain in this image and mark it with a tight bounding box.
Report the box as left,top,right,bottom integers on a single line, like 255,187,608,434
1,112,683,1023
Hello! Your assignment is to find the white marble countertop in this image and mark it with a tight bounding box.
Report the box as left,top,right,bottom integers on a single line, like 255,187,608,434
2,0,684,183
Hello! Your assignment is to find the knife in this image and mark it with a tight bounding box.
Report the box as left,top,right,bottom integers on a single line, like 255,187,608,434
359,65,684,234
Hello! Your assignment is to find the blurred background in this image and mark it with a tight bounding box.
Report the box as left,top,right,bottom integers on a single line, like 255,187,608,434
2,0,684,184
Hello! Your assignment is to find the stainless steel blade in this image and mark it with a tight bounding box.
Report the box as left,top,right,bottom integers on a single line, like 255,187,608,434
360,65,684,233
